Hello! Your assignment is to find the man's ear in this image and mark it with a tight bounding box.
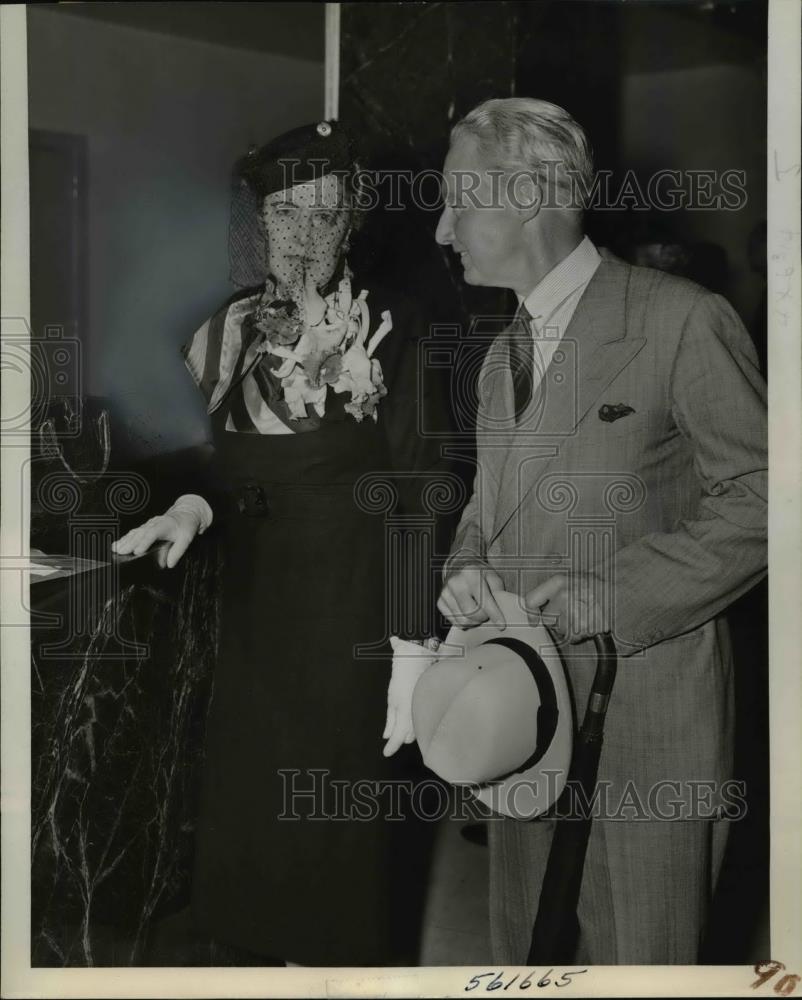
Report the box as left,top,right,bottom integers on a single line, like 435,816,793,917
507,170,543,223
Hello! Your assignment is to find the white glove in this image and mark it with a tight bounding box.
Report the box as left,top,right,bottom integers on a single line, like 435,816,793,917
168,494,213,534
382,636,440,758
112,494,213,569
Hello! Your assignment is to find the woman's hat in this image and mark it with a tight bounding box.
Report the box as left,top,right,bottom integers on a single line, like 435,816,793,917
236,120,357,197
412,591,573,820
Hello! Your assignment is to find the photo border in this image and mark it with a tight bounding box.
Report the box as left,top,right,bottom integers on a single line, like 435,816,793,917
2,1,799,996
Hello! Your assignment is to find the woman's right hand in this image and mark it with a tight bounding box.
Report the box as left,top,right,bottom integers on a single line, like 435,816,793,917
112,510,200,569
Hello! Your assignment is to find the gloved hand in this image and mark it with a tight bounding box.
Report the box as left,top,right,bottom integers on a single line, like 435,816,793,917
111,494,212,569
382,636,440,757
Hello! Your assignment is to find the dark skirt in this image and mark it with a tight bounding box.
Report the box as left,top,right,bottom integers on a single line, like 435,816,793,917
191,416,433,965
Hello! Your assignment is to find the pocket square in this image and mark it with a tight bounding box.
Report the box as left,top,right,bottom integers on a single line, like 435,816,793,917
598,403,636,423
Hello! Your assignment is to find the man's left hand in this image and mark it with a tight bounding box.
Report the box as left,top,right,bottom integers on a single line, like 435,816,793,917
523,573,609,643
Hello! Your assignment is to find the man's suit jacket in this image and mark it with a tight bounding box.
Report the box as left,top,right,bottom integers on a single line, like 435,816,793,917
445,251,767,806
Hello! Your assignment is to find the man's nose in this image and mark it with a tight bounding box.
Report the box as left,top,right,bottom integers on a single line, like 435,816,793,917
435,206,454,246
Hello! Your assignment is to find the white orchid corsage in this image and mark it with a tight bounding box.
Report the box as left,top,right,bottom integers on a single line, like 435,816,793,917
252,273,393,423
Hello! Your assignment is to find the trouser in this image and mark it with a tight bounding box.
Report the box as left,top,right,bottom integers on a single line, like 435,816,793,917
488,814,730,964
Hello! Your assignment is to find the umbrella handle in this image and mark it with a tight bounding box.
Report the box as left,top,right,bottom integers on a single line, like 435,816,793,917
581,632,618,741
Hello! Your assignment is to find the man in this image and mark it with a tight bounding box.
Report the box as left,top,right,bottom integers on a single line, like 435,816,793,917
435,97,767,964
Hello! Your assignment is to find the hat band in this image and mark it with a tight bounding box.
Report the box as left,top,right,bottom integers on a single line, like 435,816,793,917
484,637,559,780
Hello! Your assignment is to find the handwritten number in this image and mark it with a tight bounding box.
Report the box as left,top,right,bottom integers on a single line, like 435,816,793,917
754,963,787,989
556,970,588,988
466,968,589,993
751,963,801,996
775,975,801,997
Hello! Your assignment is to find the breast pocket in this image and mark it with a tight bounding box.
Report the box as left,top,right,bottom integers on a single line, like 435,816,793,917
570,407,677,478
572,405,646,450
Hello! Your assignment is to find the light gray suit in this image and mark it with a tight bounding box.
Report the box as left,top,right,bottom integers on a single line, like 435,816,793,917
445,251,768,963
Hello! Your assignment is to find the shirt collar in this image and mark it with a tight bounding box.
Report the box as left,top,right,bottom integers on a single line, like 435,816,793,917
518,236,601,327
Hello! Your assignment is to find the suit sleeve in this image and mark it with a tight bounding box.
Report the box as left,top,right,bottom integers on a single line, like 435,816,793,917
592,291,768,655
442,474,488,580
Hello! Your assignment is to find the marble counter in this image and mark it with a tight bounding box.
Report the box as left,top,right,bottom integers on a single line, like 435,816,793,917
29,427,221,966
31,537,220,966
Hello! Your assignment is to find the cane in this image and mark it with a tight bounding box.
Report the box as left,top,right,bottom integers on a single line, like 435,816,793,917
527,632,618,964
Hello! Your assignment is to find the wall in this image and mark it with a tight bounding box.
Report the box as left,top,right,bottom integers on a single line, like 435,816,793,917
27,6,324,456
620,62,766,324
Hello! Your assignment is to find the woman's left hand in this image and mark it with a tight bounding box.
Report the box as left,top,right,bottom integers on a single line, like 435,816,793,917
382,637,439,757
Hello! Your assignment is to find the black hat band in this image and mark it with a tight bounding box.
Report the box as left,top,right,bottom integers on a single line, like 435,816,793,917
483,637,559,780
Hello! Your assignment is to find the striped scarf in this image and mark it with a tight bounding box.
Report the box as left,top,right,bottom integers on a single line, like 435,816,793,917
182,292,337,434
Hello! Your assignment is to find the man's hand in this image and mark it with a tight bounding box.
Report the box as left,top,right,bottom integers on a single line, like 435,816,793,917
382,636,439,757
437,564,506,629
523,573,608,643
112,510,200,569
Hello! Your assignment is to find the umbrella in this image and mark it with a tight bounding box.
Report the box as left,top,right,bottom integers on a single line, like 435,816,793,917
527,632,619,964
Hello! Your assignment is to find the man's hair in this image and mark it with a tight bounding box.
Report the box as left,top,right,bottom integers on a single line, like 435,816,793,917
450,97,595,210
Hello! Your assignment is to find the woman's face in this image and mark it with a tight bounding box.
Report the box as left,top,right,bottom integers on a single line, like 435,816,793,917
262,174,351,294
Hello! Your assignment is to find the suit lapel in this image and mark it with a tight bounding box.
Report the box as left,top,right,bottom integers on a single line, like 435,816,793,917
529,256,645,434
491,257,647,544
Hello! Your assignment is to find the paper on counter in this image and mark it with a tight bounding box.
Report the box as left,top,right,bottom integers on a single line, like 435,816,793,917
28,563,61,577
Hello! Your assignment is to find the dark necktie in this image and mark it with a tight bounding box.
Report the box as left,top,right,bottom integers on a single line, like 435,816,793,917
508,302,534,422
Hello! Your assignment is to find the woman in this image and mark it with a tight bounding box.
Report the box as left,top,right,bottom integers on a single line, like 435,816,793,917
113,121,453,965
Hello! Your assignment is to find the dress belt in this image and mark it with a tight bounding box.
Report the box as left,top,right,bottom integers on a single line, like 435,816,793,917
230,481,363,519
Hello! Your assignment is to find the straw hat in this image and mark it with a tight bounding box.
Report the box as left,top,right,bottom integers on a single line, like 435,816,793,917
412,591,573,820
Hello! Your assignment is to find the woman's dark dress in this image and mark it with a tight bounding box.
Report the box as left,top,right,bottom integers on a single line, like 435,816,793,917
189,284,451,966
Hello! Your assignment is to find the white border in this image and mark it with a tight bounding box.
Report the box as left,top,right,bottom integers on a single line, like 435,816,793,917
2,1,800,996
1,1,32,992
767,0,802,964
